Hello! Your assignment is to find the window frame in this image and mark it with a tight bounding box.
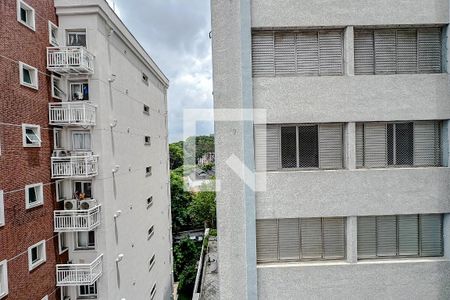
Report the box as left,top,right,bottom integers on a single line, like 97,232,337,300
17,0,35,31
387,122,414,167
48,21,58,46
53,128,63,150
56,180,65,202
19,62,39,90
66,30,87,47
73,180,92,199
72,130,92,151
51,75,65,100
58,232,68,254
69,81,89,101
0,260,8,298
144,136,151,145
22,124,41,147
78,282,97,299
28,240,46,271
25,183,44,209
0,191,4,227
75,231,96,250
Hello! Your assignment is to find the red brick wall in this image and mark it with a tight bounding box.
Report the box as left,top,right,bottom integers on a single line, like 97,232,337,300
0,0,67,299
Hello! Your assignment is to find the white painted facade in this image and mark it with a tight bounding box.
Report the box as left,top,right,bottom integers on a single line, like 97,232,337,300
50,1,172,299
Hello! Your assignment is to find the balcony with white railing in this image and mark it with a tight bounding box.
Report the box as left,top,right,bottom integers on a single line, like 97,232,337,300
54,204,101,232
51,154,99,179
56,254,103,286
49,102,96,126
47,46,94,74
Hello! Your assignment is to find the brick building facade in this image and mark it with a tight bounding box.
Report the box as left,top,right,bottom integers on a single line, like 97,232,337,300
0,0,67,299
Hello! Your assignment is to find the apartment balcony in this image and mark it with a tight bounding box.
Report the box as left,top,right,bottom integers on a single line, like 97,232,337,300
54,204,101,232
56,254,103,286
47,46,94,75
49,102,96,126
51,153,99,179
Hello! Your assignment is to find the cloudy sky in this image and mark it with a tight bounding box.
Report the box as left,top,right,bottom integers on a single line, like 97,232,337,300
107,0,213,142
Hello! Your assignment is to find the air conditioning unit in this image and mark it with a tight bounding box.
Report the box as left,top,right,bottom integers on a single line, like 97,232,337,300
79,199,97,210
63,297,71,300
64,199,78,210
53,150,68,157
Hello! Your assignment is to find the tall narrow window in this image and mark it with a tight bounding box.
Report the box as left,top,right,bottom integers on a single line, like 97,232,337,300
17,0,35,31
25,183,44,209
48,21,58,46
51,75,65,100
19,62,38,90
28,240,46,270
298,125,318,168
0,260,8,298
387,123,414,166
150,283,157,299
281,127,297,168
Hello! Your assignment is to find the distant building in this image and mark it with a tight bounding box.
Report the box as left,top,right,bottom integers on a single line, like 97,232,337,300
198,152,215,166
211,0,450,299
185,167,215,192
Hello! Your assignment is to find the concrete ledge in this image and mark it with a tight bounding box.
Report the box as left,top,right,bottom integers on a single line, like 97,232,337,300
253,74,450,124
251,0,449,28
256,167,450,218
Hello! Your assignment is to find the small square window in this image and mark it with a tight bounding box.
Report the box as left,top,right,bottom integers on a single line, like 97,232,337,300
69,81,89,101
19,62,38,89
56,180,65,202
145,136,151,145
25,183,44,209
150,282,156,299
0,260,8,298
148,254,156,271
78,282,97,297
146,166,152,177
67,30,87,47
17,0,35,31
0,191,4,227
28,240,46,271
58,233,68,254
48,21,58,46
143,104,150,114
146,196,153,209
76,231,95,250
22,124,41,147
51,75,65,99
142,73,149,84
147,225,155,240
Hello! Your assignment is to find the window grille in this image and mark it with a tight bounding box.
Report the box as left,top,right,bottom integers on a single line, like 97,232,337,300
357,214,443,259
252,30,344,77
354,28,442,75
254,123,343,171
356,121,441,168
256,217,346,263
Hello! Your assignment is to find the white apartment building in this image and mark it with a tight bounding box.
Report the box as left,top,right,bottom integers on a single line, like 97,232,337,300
48,1,172,299
211,0,450,299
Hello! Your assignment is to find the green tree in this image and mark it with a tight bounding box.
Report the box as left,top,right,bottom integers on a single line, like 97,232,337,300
170,171,194,232
169,143,184,170
184,135,214,163
188,187,216,228
173,237,202,295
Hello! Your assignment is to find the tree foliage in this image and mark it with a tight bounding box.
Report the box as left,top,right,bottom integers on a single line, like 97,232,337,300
173,237,202,294
170,171,195,233
169,143,184,170
183,135,214,163
188,186,216,228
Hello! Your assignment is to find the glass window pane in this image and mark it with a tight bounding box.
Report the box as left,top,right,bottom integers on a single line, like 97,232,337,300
31,247,38,262
23,68,32,84
20,7,27,22
387,123,394,165
28,187,37,203
395,122,414,165
298,125,318,168
281,127,297,168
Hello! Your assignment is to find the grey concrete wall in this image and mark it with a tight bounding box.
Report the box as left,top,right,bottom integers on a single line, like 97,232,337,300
256,168,450,219
257,260,450,300
253,74,450,124
251,0,449,28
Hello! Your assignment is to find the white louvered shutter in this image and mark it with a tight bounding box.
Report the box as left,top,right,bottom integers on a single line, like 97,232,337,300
278,218,300,261
420,214,443,257
322,217,345,259
318,31,343,76
267,125,280,171
296,32,319,75
356,123,364,167
398,215,419,256
396,29,417,74
364,123,387,168
354,31,375,75
418,28,441,74
357,216,377,258
318,124,343,169
256,219,278,262
275,33,296,76
414,121,440,167
252,32,275,77
376,216,397,257
374,30,396,74
300,218,323,259
254,125,267,171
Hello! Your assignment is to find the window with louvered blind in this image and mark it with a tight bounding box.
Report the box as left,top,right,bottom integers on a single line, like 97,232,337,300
254,124,343,171
256,217,346,263
356,121,441,168
252,30,344,77
357,214,443,259
354,28,442,75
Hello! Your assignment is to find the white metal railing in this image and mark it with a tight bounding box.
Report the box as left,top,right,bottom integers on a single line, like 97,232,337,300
54,204,101,232
51,154,99,179
47,46,94,74
56,254,103,286
49,102,96,126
